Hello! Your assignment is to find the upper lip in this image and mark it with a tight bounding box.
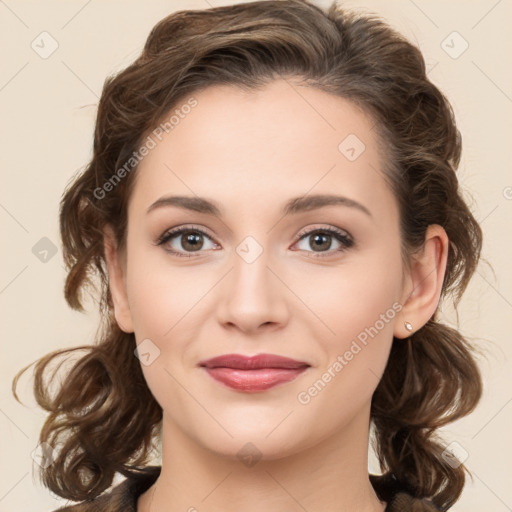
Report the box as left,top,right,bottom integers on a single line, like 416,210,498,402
199,353,310,370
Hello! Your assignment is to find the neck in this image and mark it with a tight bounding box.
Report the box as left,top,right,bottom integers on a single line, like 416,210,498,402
139,403,386,512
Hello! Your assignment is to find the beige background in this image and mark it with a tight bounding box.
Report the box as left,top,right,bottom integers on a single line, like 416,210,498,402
1,1,511,510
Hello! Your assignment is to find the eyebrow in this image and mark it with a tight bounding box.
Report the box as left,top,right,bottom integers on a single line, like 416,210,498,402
146,193,372,218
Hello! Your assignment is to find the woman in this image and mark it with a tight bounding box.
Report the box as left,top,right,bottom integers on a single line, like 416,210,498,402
12,1,483,511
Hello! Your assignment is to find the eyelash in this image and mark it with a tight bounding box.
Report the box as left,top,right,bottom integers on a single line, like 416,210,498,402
155,224,354,259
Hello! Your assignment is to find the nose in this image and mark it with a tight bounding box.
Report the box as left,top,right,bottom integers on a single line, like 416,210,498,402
216,246,289,334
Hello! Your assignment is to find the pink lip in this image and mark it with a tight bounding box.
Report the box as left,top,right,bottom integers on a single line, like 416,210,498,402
198,353,310,392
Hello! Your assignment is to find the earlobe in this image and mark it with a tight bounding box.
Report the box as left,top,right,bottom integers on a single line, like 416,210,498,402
103,225,134,333
394,224,449,339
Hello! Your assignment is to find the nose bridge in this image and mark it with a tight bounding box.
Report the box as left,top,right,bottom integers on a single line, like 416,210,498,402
217,233,288,331
232,234,275,305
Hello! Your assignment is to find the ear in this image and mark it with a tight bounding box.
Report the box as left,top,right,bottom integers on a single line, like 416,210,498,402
103,224,134,333
394,224,449,339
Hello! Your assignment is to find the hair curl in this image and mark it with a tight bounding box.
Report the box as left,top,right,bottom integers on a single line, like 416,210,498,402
13,0,483,509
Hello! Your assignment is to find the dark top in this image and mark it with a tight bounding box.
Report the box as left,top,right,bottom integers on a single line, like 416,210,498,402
53,466,442,511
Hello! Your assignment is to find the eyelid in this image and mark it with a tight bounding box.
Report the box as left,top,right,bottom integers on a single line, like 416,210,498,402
155,224,220,259
290,225,354,259
293,224,352,243
155,224,216,246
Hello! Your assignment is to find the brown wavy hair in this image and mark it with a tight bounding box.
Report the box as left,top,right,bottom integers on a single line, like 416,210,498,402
12,0,483,509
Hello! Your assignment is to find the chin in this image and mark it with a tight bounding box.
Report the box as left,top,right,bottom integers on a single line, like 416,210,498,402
202,433,305,463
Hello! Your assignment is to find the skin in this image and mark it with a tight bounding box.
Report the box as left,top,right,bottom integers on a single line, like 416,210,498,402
103,78,448,512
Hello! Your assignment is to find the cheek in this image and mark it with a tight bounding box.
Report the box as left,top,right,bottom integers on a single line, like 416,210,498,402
294,244,402,411
295,273,400,430
125,242,210,338
300,252,402,346
125,251,199,410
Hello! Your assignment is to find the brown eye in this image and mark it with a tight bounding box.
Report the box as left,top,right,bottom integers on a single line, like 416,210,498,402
157,227,218,257
293,227,353,257
308,232,332,252
179,231,205,251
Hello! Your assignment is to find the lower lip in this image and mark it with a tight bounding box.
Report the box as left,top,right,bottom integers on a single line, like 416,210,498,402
202,367,308,392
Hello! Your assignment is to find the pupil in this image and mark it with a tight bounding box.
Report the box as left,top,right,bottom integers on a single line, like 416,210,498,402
183,232,203,251
312,233,330,251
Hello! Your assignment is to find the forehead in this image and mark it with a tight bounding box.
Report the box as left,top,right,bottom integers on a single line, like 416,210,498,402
130,79,397,224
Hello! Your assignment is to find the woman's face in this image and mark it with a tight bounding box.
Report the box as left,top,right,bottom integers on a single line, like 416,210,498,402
111,79,410,459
